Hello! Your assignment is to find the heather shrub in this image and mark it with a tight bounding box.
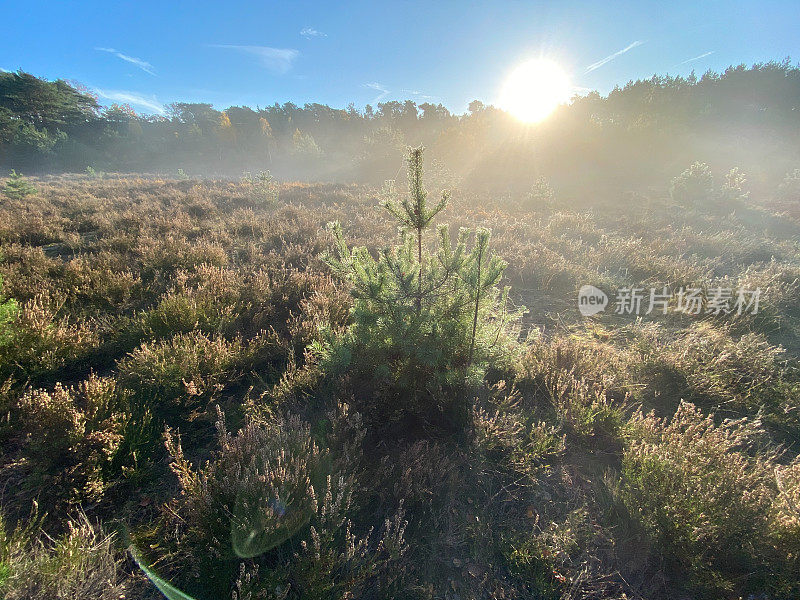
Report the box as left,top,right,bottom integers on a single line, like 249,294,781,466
138,235,229,279
17,374,124,504
361,439,475,594
558,379,626,443
58,256,142,315
525,176,556,210
239,267,341,339
777,168,800,201
0,245,65,302
161,409,407,599
666,322,800,438
620,401,776,594
517,328,633,394
0,511,128,600
117,331,242,421
769,458,800,597
138,286,234,338
0,292,99,380
472,381,565,471
504,507,598,600
719,166,749,204
115,332,244,472
774,458,800,532
231,478,407,600
670,161,713,206
0,274,16,347
136,264,241,339
472,400,523,456
734,259,800,329
517,340,627,444
164,411,324,564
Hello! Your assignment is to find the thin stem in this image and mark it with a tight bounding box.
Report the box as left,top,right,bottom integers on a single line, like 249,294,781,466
417,225,423,314
467,243,484,370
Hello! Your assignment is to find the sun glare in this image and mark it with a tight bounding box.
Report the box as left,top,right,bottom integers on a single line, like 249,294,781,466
498,59,571,123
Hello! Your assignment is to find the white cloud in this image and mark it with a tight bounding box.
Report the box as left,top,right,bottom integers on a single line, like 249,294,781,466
679,51,714,65
93,88,165,114
363,82,389,104
95,47,155,75
300,27,326,39
211,45,299,74
401,88,437,101
585,40,644,73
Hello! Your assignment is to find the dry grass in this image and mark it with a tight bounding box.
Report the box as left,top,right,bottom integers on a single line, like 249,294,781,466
0,173,798,599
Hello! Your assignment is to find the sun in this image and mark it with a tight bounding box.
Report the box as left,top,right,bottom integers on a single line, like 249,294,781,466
498,59,571,123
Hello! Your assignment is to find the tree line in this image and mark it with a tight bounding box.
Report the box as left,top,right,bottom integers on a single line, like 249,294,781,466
1,60,799,194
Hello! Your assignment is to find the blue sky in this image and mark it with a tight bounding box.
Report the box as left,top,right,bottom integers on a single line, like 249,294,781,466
2,0,798,115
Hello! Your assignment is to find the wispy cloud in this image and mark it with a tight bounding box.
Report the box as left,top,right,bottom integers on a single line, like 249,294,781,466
678,50,714,65
363,82,389,104
210,45,299,73
585,40,644,73
95,47,155,75
401,88,437,101
93,88,165,114
300,27,326,39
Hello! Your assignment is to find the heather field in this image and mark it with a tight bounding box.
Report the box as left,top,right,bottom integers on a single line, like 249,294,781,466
0,160,799,599
3,4,800,595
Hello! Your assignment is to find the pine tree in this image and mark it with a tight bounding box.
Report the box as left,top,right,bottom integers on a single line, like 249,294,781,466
382,147,448,313
324,147,523,434
2,170,37,200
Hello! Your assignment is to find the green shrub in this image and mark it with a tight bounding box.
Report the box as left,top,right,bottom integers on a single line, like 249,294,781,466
0,292,99,380
0,510,127,599
719,167,749,204
161,409,407,599
0,275,16,347
666,322,800,439
670,161,713,206
241,170,279,205
117,331,241,421
136,264,241,339
525,176,556,209
17,374,124,505
323,147,523,433
777,168,800,201
2,171,37,200
621,401,776,594
85,166,105,179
